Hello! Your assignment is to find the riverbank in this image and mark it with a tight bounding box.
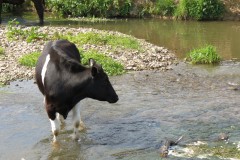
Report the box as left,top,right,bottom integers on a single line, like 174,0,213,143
0,26,177,85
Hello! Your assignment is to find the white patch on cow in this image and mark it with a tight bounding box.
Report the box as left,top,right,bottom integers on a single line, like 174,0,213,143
41,54,50,86
72,103,81,140
49,117,60,142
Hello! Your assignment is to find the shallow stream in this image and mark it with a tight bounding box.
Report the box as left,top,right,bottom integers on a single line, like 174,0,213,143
0,62,240,159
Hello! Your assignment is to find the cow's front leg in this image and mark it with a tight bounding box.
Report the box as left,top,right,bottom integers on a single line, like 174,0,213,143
72,103,85,140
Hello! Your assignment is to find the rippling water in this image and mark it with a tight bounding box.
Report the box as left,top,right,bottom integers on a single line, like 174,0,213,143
0,62,240,159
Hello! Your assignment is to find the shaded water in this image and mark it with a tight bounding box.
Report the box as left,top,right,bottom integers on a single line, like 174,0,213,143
1,13,240,60
0,62,240,159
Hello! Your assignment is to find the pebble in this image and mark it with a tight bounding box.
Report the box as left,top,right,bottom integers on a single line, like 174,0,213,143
0,26,177,85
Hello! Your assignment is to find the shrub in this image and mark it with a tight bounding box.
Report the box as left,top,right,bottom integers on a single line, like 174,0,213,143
155,0,176,16
186,45,221,64
175,0,224,20
47,0,132,18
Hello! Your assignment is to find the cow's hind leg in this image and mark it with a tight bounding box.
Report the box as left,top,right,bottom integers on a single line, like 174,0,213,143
56,113,65,129
72,103,85,140
45,102,60,142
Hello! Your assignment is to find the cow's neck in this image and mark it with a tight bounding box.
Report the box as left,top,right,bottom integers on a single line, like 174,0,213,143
68,68,92,104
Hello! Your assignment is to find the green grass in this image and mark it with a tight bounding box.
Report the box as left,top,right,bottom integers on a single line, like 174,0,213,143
82,50,125,76
18,52,41,67
18,50,125,76
186,45,221,64
0,46,4,55
6,19,47,43
54,32,140,50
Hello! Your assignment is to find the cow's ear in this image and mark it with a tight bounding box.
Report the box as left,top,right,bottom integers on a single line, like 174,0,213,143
89,58,96,67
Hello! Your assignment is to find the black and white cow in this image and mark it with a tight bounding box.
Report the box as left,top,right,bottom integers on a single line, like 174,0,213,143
35,40,118,142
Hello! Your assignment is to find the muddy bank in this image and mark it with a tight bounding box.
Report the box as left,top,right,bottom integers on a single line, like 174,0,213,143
0,26,176,85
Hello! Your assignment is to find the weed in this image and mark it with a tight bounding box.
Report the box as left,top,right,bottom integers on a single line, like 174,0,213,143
186,45,221,64
18,52,41,67
82,50,125,76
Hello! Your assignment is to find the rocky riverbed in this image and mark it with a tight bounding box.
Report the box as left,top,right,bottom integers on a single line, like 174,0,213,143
0,26,177,85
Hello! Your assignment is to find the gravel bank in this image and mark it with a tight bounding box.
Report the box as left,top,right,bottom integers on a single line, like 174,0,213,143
0,26,177,85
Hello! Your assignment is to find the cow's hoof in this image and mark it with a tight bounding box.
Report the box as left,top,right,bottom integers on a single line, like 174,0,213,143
52,140,61,148
79,120,86,131
71,132,80,141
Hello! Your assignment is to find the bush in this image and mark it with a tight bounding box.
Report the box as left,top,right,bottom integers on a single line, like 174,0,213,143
175,0,224,20
47,0,132,18
186,45,221,64
155,0,176,16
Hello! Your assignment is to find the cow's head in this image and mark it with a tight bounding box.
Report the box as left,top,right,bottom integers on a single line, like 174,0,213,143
87,59,118,103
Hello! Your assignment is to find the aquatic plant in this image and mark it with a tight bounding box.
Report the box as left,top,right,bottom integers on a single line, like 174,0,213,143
186,45,221,64
190,143,240,159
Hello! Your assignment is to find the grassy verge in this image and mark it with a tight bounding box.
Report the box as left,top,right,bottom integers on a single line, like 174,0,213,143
186,45,221,64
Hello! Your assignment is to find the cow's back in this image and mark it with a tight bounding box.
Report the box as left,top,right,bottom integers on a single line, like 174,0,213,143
35,40,82,95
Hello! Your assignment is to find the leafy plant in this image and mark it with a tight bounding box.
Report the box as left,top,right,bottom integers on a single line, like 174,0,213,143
155,0,176,16
174,0,224,20
47,0,132,18
82,50,125,76
19,52,41,67
186,45,221,64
